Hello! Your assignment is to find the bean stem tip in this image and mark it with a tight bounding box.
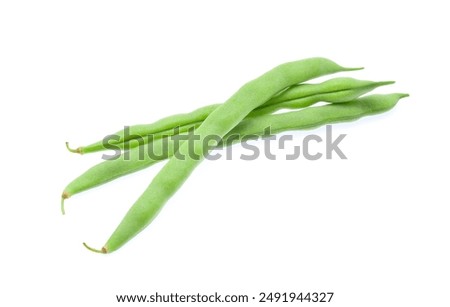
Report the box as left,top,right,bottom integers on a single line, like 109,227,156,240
61,198,65,215
83,242,107,254
61,191,69,215
65,142,82,154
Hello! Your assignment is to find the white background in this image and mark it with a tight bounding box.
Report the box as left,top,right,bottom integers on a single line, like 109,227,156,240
1,1,449,306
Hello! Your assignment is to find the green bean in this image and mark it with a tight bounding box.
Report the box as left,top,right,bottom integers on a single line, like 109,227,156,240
65,104,220,154
61,78,393,213
67,75,374,154
82,57,361,253
225,93,408,140
248,78,394,117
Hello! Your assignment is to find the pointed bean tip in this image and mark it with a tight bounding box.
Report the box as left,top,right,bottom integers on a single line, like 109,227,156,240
378,80,396,86
399,93,410,99
345,66,364,71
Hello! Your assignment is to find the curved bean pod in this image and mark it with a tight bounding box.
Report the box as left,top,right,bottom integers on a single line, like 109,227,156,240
67,104,220,154
247,79,394,117
225,93,408,140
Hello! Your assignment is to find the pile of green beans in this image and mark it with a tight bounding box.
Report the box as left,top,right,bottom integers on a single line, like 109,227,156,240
62,57,408,253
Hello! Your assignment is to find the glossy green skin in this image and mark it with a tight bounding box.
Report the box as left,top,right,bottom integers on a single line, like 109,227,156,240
95,92,408,254
77,75,378,154
96,58,364,253
62,78,392,202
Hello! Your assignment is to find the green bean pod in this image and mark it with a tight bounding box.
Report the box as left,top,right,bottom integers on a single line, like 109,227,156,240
226,93,408,140
61,78,393,213
83,57,363,253
248,79,394,117
66,104,220,154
